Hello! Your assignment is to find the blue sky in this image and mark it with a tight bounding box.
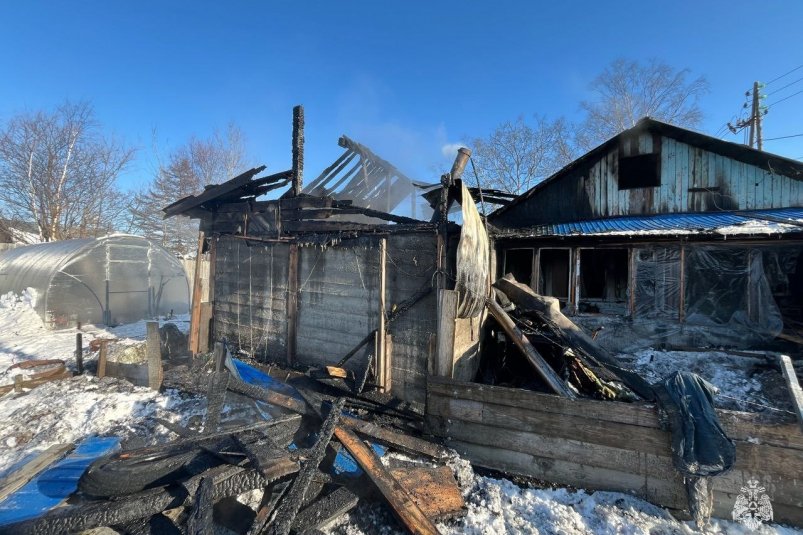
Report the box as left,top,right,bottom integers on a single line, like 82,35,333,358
1,1,802,192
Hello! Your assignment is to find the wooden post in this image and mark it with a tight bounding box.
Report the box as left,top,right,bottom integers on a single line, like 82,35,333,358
75,333,84,375
376,238,389,392
189,231,205,355
13,374,22,393
779,355,803,432
435,290,458,377
628,248,636,317
486,298,576,398
146,321,163,390
97,340,108,378
572,248,581,315
292,105,304,196
679,244,686,322
287,244,299,365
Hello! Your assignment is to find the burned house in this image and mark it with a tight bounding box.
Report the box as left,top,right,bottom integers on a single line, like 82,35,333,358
165,109,488,406
489,117,803,349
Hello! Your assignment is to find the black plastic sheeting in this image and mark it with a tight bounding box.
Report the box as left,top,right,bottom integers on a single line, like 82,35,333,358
653,371,736,477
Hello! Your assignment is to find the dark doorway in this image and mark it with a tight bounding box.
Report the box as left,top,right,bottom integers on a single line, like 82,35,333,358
578,249,629,314
538,249,570,302
504,249,534,287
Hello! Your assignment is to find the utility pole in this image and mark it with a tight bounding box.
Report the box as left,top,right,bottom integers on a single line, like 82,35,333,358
728,81,766,150
754,81,763,151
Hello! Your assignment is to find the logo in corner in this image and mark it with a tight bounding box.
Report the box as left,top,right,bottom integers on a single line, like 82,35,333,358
732,479,773,530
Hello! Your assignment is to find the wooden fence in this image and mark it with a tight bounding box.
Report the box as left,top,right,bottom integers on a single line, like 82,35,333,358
426,376,803,526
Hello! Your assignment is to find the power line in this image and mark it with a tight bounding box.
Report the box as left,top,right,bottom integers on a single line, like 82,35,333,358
763,133,803,141
767,88,803,109
765,64,803,85
766,75,803,96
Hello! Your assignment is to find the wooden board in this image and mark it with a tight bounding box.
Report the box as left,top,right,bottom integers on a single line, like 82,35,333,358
0,444,73,503
390,466,465,520
188,232,205,355
146,321,163,390
435,290,458,377
332,426,440,535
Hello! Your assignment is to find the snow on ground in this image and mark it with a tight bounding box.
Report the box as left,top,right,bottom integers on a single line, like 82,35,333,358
329,456,802,535
0,288,190,376
0,376,203,476
619,348,791,413
0,289,200,476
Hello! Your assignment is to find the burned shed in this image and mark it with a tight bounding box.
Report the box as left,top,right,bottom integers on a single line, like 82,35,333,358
489,117,803,349
0,235,189,329
166,109,488,405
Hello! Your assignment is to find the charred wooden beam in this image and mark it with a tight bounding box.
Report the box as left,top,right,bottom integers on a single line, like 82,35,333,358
291,486,360,533
266,398,345,535
486,297,576,398
341,417,445,460
292,105,305,196
306,151,357,193
186,476,214,535
493,276,654,400
163,166,267,218
333,426,441,535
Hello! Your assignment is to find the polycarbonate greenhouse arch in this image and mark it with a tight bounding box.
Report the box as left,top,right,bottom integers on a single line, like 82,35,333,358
0,235,190,329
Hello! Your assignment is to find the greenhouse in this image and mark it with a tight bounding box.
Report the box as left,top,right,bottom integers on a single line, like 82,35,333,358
0,235,189,329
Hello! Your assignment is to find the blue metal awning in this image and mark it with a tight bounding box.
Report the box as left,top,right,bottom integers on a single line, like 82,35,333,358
510,207,803,238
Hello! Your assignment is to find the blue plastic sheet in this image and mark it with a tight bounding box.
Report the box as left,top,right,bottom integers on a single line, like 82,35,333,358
0,436,120,526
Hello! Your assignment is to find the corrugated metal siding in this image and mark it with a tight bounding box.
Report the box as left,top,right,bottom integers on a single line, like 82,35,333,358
213,237,290,358
493,134,803,228
509,207,803,237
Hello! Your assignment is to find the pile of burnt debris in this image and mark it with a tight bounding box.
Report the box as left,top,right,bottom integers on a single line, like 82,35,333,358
3,343,465,535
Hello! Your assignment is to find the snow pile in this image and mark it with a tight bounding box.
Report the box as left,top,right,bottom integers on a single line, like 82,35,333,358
0,288,37,309
0,375,203,475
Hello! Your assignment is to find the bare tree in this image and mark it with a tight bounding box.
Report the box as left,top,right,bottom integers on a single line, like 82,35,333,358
469,116,575,195
130,124,247,256
0,101,135,241
578,58,709,150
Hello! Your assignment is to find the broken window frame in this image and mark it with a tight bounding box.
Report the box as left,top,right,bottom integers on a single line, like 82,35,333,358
574,247,632,316
502,248,536,289
535,247,573,307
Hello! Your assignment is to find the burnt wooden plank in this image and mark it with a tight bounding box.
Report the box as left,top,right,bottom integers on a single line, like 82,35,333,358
164,166,267,217
485,298,576,398
332,426,441,535
291,486,360,532
266,398,344,535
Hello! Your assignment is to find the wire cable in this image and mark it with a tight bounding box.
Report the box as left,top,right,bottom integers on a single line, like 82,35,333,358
765,63,803,86
766,75,803,96
763,133,803,141
767,88,803,109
